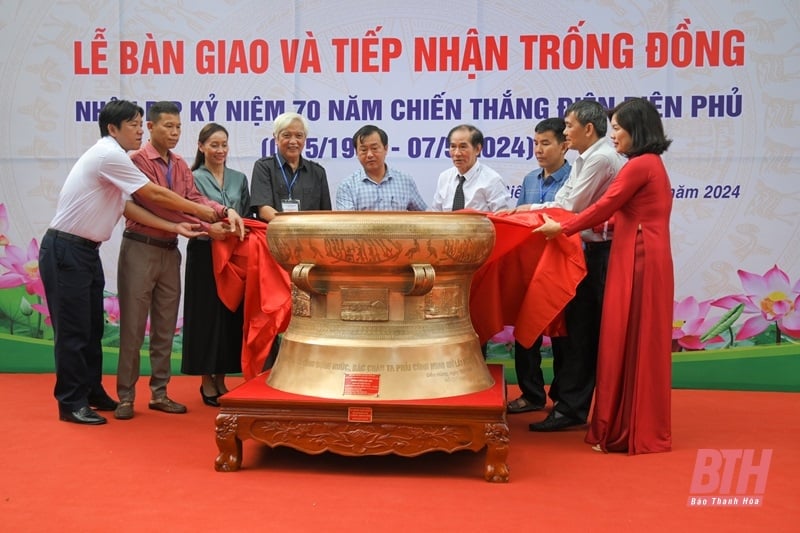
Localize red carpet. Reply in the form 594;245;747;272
1;373;797;532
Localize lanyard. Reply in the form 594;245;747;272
275;153;300;199
165;158;173;189
539;175;555;203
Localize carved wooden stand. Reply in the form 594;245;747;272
215;364;509;482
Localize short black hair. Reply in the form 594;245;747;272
564;100;608;138
608;98;672;157
353;124;388;148
534;117;567;143
147;100;181;122
99;100;143;137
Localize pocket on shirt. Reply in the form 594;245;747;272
302;187;320;208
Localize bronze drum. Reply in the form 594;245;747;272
266;211;496;400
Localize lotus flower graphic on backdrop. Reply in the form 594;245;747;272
712;265;800;342
0;203;188;341
104;295;120;325
672;296;723;350
489;324;552;352
0;239;43;296
490;325;515;347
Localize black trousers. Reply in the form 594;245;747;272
549;242;610;422
513;336;546;406
39;231;106;412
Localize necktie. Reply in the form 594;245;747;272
452;175;465;211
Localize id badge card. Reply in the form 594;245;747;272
282;199;300;212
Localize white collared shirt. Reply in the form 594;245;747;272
430;160;512;212
49;136;150;242
532;138;625;241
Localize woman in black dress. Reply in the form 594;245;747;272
181;123;250;405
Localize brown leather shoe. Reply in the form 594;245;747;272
507;396;545;414
114;401;134;420
148;396;187;414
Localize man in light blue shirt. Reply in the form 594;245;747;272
336;125;427;211
505;117;571;415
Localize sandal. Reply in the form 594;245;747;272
507;396;545;414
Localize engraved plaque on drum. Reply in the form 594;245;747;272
340;287;389;321
424;285;463;319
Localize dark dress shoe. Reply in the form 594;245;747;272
200;386;220;407
528;410;585;432
59;406;107;425
88;394;119;411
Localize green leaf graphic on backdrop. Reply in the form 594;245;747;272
0;286;40;336
700;303;745;343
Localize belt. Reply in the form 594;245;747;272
46;228;100;249
583;240;612;251
123;231;178;249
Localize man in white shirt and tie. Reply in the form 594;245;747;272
430;124;512;212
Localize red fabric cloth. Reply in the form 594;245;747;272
211;219;291;380
211;212;585;380
470;208;587;347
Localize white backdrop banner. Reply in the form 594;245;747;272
1;0;799;351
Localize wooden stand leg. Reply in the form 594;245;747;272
483;422;510;483
215;414;243;472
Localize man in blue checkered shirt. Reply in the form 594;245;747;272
336;125;427;211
